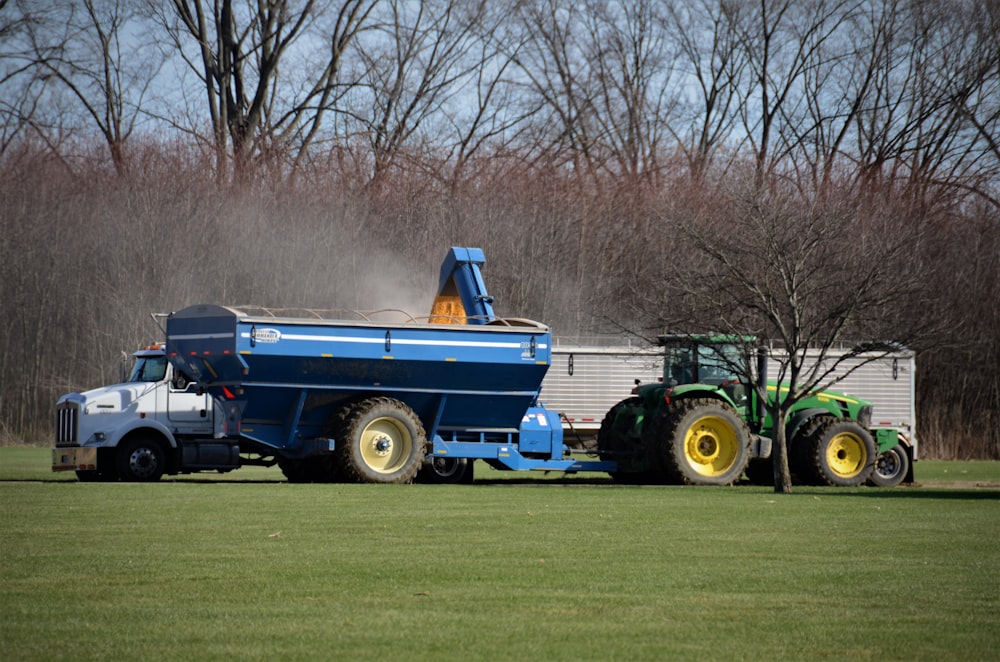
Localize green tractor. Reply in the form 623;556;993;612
597;335;900;486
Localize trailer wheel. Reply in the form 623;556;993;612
117;437;166;482
868;444;909;487
418;457;473;484
279;456;341;483
806;419;876;487
658;399;751;485
335;397;426;484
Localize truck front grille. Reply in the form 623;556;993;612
56;403;79;445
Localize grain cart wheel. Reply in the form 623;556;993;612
335;397;426;484
418;457;473;484
117;436;166;482
658;399;751;485
806;419;876;487
868;444;909;487
279;455;341;483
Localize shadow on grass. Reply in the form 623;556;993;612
807;485;1000;500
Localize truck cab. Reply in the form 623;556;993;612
52;344;233;481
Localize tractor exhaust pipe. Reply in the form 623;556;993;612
755;346;769;430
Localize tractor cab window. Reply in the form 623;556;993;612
697;344;742;385
663;343;742;386
129;355;167;383
664;347;695;385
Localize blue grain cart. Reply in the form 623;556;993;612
165;247;615;483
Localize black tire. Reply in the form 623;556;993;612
744;458;773;485
656;398;751;486
788;417;829;485
117;437;166;482
597;397;657;483
806;418;876;487
418;457;473;484
868;444;909;487
334;397;426;484
279;455;341;483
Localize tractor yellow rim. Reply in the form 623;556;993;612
359;417;412;474
684;415;739;477
826;432;867;478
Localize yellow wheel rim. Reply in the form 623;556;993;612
359;417;413;474
683;415;740;477
826;432;867;478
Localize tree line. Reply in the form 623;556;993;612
1;0;998;459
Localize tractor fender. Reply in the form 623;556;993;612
667;384;740;410
785;408;831;443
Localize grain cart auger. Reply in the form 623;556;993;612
596;335;901;486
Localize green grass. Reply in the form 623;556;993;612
2;448;999;660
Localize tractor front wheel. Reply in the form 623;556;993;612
806;419;876;487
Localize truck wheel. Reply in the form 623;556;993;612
658;399;751;485
868;444;909;487
806;419;876;487
335;397;426;484
117;437;166;482
418;457;473;484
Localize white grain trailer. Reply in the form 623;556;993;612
542;340;917;464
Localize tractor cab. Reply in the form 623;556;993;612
657;334;755;408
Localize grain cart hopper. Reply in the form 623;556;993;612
165;247;616;483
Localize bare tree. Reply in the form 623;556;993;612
581;0;677;187
6;0;160;175
733;0;859;184
663;0;747;185
350;0;491;186
154;0;374;183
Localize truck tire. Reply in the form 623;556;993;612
805;418;876;487
868;444;909;487
656;399;751;486
418;457;473;484
117;436;166;482
334;397;426;484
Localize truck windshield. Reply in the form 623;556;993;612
664;343;742;385
129;356;167;383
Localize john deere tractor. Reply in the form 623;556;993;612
597;335;899;486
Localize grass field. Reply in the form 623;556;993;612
2;448;999;660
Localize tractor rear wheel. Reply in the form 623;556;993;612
657;399;751;485
598;397;660;483
806;418;876;487
334;397;426;484
868;444;909;487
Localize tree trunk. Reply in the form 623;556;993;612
771;414;794;493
